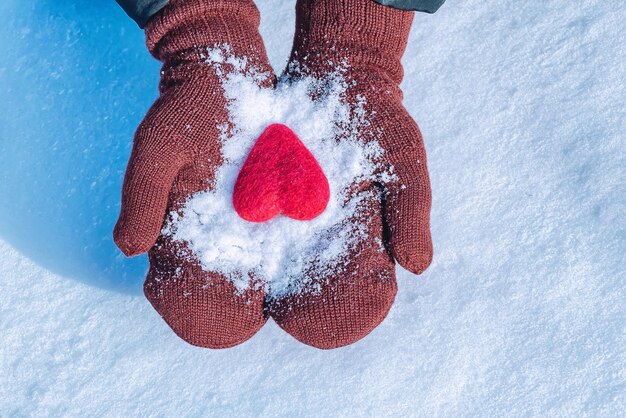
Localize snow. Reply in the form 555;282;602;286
0;0;624;416
168;52;387;296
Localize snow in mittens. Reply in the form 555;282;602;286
163;48;390;297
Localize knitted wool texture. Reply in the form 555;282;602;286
113;0;274;348
233;123;331;222
268;0;433;349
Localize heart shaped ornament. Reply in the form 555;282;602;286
233;124;331;222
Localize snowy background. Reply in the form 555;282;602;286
0;0;624;416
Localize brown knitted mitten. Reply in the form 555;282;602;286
113;0;274;348
268;0;433;349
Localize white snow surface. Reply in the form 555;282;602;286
0;0;624;416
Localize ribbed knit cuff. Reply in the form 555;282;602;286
289;0;414;85
144;0;264;64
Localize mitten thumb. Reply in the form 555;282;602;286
384;147;433;275
114;129;188;257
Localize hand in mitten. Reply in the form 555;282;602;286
268;0;433;349
113;0;274;348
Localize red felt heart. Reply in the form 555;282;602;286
233;123;330;222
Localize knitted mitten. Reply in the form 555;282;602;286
113;0;274;348
268;0;433;349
